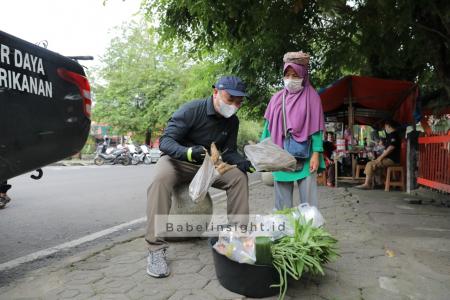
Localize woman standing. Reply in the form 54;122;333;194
262;51;325;210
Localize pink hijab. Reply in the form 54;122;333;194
264;63;325;147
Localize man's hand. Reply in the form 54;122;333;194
376;146;394;163
187;145;207;163
215;162;237;175
237;160;256;173
309;152;320;173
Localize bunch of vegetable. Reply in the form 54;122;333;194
269;208;339;299
212;206;338;300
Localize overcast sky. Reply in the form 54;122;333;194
0;0;141;68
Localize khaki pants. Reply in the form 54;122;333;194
145;155;249;250
364;158;395;177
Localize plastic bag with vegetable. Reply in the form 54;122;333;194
244;138;297;172
213;231;256;264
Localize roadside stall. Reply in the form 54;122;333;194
318;76;418;187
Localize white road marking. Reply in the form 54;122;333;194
395;205;414;210
414;227;450;232
0;179;262;271
0;217;146;272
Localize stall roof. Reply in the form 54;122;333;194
318;75;418;127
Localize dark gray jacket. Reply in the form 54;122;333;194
159;97;245;164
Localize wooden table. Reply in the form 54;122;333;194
334;149;365;187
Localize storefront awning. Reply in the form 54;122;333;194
318;76;418;127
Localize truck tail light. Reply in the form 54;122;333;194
57;68;92;119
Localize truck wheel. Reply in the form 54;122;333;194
94;157;105;166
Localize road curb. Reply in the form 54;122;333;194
49;227;145;272
0;180;264;277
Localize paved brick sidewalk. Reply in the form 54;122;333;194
1;180;449;300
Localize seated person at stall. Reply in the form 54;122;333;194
373;138;386;157
323;132;336;187
355;120;401;190
365;137;386;185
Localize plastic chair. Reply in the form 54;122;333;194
385;165;405;191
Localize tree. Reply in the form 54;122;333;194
143;0;450;113
91;20;225;141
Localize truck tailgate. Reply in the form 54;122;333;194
0;30;91;181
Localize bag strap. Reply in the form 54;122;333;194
282;93;311;145
282;91;288;137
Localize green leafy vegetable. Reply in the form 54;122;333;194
270;214;339;300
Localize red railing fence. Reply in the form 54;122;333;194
417;131;450;193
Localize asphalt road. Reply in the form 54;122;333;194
0;164;259;265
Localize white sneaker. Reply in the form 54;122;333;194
146;248;170;278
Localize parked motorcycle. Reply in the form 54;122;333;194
148;148;162;163
141;145;153;164
130;145;152;165
94;147;130;166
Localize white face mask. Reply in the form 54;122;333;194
284;78;304;93
218;95;238;118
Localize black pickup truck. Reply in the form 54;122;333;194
0;30;91;181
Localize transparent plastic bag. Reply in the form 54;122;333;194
213;231;256;264
251;214;294;240
189;153;219;203
244;138;297;172
297;203;325;227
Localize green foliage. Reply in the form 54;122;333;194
143;0;450;112
430;115;450;132
236;119;263;152
91;20;225;140
80;137;96;155
154;56;226;127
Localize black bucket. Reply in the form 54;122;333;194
209;237;280;298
